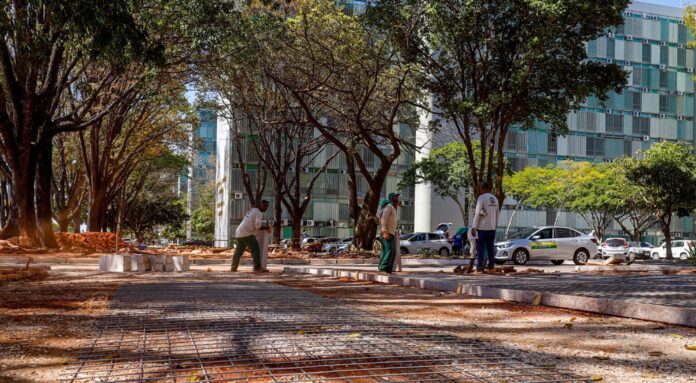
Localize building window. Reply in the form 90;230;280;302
678;49;686;67
586;137;605;156
624;140;633;156
632;92;642;110
632;68;642;87
660;70;668;89
548;134;557;154
660;46;668;65
632;117;650;136
606;114;623;133
642;43;651;63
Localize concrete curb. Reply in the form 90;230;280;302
283;266;696;328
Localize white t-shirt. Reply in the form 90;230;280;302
472;193;499;231
235;208;263;238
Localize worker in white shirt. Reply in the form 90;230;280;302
470;182;500;272
231;200;270;273
378;193;399;273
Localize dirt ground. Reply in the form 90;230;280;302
0;270;695;383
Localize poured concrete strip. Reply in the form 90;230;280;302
283;266;696;327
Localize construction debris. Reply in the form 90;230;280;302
55;232;129;253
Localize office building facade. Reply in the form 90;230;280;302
416;1;696;242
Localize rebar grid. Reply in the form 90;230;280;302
62;281;585;383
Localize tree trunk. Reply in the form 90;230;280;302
16;169;39;241
273;189;282;244
87;190;109;231
660;212;673;260
345;153;360;226
72;213;81;233
36;142;59;248
290;215;302;250
0;211;19;239
56;212;70;232
353;188;382;251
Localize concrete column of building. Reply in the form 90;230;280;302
414;95;434;232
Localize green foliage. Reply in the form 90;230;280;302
190;182;215;240
371;0;629;201
505;165;567;210
124;197;188;243
625;142;696;258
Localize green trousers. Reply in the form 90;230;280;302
231;235;262;271
378;234;395;272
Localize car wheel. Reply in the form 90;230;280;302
628;252;636;264
551;260;564;266
573;249;590;265
400;247;408;255
651;252;660;260
512;249;529;265
438;247;450;256
680;252;688;260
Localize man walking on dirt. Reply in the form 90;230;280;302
378;193;399;273
470;183;499;272
231;200;270;273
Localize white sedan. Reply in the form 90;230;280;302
399;232;452;256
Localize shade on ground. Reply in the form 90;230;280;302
62;278;584;382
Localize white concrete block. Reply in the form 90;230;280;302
99;254;132;272
148;254;164;271
130;254;150;272
172;255;189;272
163;255;174;272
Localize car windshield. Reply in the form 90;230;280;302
506;228;538;240
629;242;639;247
400;234;413;240
606;239;625;246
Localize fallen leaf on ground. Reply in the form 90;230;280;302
295;330;305;335
648;351;665;356
592;355;610;360
685;345;696;351
563;323;573;329
640;373;661;379
570;317;577;322
590;374;603;381
188;374;201;382
348;333;362;338
541;364;556;369
670;333;685;339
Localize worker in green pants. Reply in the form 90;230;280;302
231;200;270;273
378;193;399;273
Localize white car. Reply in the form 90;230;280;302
322;237;353;254
651;240;694;260
495;226;598;265
399;232;452;256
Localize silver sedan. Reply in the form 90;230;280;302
495;226;598;265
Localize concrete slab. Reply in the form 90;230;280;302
99;254;131;272
172;255;189;272
284;266;696;327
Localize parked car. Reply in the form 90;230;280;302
628;241;653;260
300;236;325;246
600;238;629;260
304;237;339;253
434;223;453;238
400;232;452;256
495;226;598;265
322;237;353;254
651;240;694;260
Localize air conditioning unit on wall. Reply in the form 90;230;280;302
305;220;315;227
234;193;243;200
643;136;650;142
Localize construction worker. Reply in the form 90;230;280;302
378;193;399;273
231;200;270;273
470;183;499;272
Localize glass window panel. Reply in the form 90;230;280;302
642;43;651;62
678;49;686;67
660;46;668;65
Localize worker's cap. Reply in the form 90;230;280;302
388;192;400;201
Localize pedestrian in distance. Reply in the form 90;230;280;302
378;193;399;273
470;183;499;272
231;200;270;273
